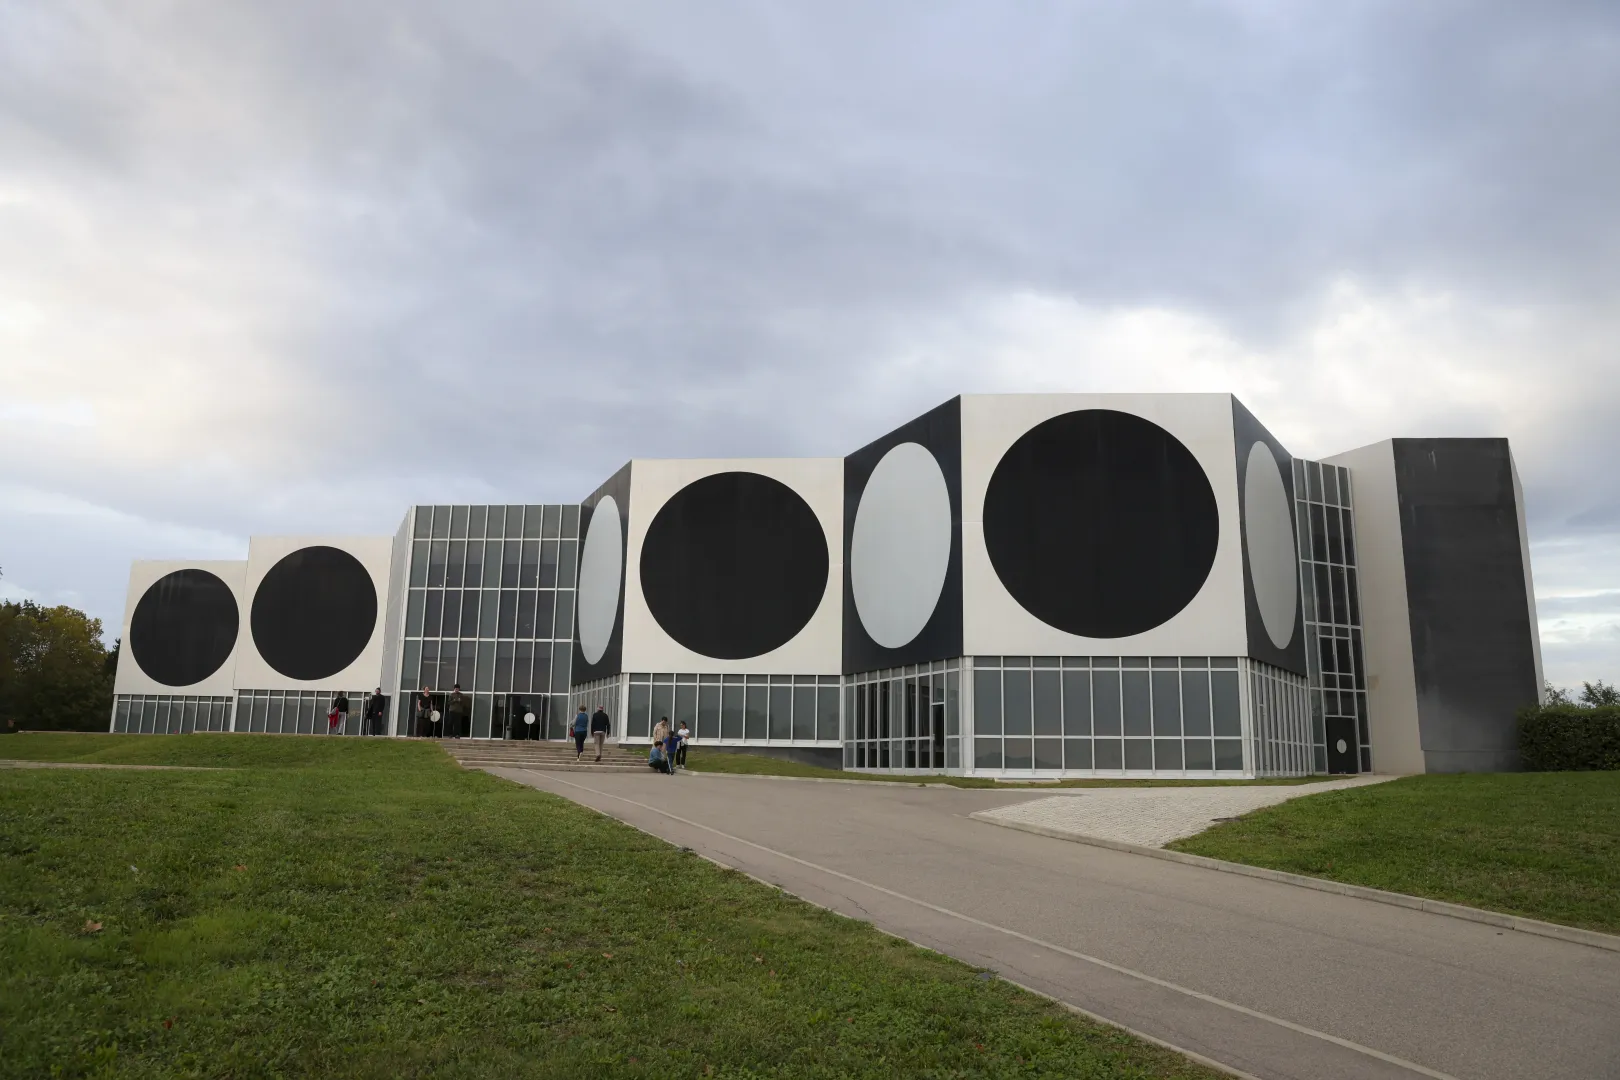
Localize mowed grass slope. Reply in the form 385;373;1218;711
0;735;1218;1079
1171;772;1620;934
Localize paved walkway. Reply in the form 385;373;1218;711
490;767;1620;1080
0;759;221;771
976;776;1393;848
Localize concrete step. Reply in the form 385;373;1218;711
457;759;651;773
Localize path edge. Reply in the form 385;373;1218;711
969;812;1620;954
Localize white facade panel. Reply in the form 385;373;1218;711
114;559;248;696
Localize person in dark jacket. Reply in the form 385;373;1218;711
329;692;349;734
446;684;470;740
571;706;590;759
364;689;387;736
589;704;610;761
414;686;433;738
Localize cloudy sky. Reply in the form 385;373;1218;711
2;1;1616;688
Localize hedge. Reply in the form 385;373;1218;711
1517;704;1620;771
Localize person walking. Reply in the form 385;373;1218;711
446;683;470;740
364;688;387;736
329;692;349;734
675;720;691;769
590;703;610;761
571;705;590;759
414;686;433;738
663;723;681;776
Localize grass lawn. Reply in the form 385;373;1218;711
0;734;1220;1079
1170;772;1620;935
685;749;1334;789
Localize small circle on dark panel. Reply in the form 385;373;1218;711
639;471;829;660
130;568;239;686
250;546;378;681
983;409;1219;638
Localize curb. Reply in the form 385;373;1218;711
0;760;224;771
969;813;1620;954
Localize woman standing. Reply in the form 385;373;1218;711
414;686;433;738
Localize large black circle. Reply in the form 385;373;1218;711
639;472;830;660
250;546;378;681
129;569;239;686
983;409;1220;638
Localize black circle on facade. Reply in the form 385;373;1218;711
639;471;830;660
250;546;378;681
983;409;1220;638
129;569;239;687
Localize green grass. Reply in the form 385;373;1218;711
1170;772;1620;934
685;750;1334;789
0;734;1220;1079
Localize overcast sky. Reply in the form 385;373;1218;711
2;1;1616;688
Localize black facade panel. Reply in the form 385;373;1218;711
130;568;239;687
842;396;963;673
983;409;1219;638
572;463;632;683
640;471;830;660
1393;439;1539;772
1231;397;1308;676
250;546;378;682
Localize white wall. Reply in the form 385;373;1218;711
958;393;1249;657
114;559;248;695
621;457;844;675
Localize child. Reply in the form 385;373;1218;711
663;724;681;774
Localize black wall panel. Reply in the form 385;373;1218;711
129;568;239;687
983;408;1220;639
1231;396;1308;675
1394;439;1540;772
640;471;830;660
842;396;963;673
250;546;378;682
572;463;633;683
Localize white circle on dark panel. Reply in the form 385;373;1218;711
524;712;536;726
850;441;952;649
1243;441;1298;650
1336;739;1348;754
576;495;623;665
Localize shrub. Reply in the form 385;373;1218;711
1517;704;1620;771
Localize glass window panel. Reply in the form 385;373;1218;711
1212;671;1241;737
413;506;432;539
460;590;480;637
554;592;574;643
651;681;674;735
1062;670;1091;735
1306;462;1323;502
792;685;816;740
1315;563;1333;623
178;698;195;733
422;590;443;639
946;670;959;738
675;682;697;734
1310;503;1328;563
768;685;792;740
1181;669;1211;736
479;589;499;637
1034;656;1060;668
1151;671;1181;736
1004;737;1033;770
559;503;580;538
629;681;651;739
1064;738;1092;770
1003;668;1032;736
113;698;131;733
817;687;839;742
1323;465;1340;506
1342;511;1357;565
975;656;1001;668
405;589;425;637
1346;568;1361;626
1122;656;1149;668
520;541;540;588
468;505;487;538
975;738;1003;769
1123;739;1153;771
721;682;744;739
471;694;491;739
472;641;494;692
1155;739;1184;771
1325;506;1345;565
463;541;483;587
431;505;451;539
1215;739;1244;771
483;541;502;587
531;651;550;698
498;590;518;638
409;540;429;586
1003;656;1030;668
1185;738;1214;771
1122;670;1151;736
550;642;570;692
903;680;917;738
523;506;543;540
516;590;537;638
441;590;461;638
502;540;521;588
1301;557;1317;622
696;683;720;740
1319;632;1337;674
251;693;268;732
744;683;768;740
539;540;559;588
428;540;448;587
533;591;555;640
1034;738;1062;770
513;641;533;693
445;540;465;587
558;540;578;589
1092;669;1122;736
974;670;1002;736
260;695;278;734
1033;670;1061;736
298;694;317;734
503;505;524;537
448;505;468;539
420;640;440;688
542;504;561;538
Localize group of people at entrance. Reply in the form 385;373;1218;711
646;716;689;774
412;684;471;738
570;704;612;761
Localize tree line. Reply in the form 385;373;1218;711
0;589;117;734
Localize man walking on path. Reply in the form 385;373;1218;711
571;706;590;759
446;684;470;740
590;703;610;761
364;688;388;736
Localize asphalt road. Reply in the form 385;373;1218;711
489;768;1620;1080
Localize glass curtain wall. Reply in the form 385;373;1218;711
845;660;960;772
111;695;235;734
1294;460;1370;773
569;676;623;743
397;504;580;738
234;690;374;736
620;673;841;745
1245;660;1314;776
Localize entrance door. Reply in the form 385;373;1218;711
505;695;544;740
1325;714;1359;774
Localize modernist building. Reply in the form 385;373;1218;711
110;393;1545;778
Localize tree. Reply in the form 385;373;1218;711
1580;680;1620;707
1545;681;1574;706
0;601;115;731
